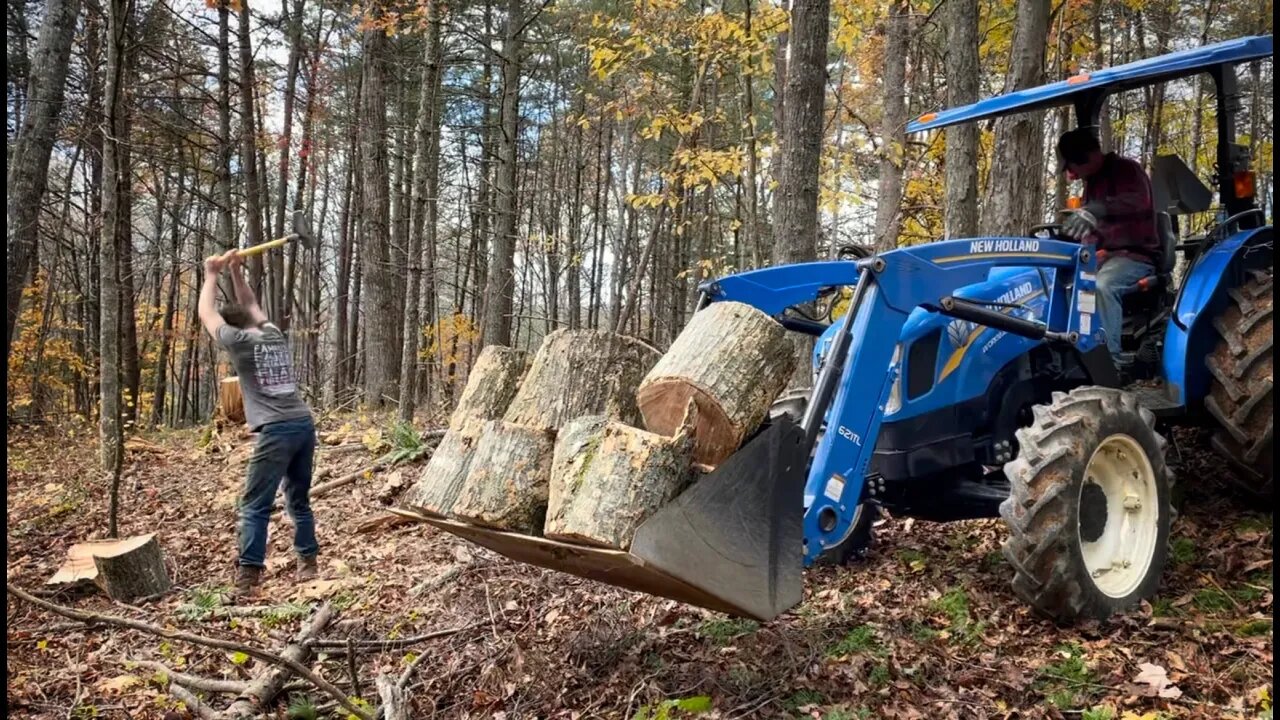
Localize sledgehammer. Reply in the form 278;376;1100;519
235;209;317;257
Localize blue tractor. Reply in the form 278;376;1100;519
422;36;1273;623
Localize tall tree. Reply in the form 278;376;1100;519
237;0;268;306
358;17;399;407
872;0;910;250
771;0;828;264
981;0;1052;236
101;0;130;535
399;0;445;422
481;0;525;346
6;0;82;361
943;0;980;238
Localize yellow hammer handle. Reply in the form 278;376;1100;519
236;236;293;257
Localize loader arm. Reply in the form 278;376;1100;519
700;237;1103;564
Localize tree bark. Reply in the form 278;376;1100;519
91;534;171;603
481;0;524;346
236;0;268;300
545;415;694;549
450;420;556;532
5;0;82;362
100;0;129;482
359;21;400;408
872;0;910;250
943;0;980;239
980;0;1051;237
771;0;827;263
637;301;795;466
502;330;661;430
400;0;445;423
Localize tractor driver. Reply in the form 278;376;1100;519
1056;127;1159;358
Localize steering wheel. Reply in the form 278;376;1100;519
1028;223;1065;239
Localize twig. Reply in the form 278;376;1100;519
408;563;471;596
312;622;485;651
126;659;248;695
169;683;220;720
1202;573;1246;613
5;584;372;720
347;636;363;700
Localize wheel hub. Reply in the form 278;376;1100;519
1077;434;1159;599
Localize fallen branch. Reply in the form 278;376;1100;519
220;603;337;719
408;562;472;597
376;673;409;720
5;584;370;720
126;659;247;695
312;622;485;652
170;683;220;720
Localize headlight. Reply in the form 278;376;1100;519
885;344;903;415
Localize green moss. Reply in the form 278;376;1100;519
1193;588;1234;613
1236;618;1272;637
697;618;759;645
827;625;881;657
1169;537;1197;565
868;664;891;687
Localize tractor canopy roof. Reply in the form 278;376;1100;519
908;35;1273;133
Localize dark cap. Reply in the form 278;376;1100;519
1057;127;1102;172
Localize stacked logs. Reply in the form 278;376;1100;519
405;301;795;551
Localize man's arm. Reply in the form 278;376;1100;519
228;254;271;326
198;256;227;340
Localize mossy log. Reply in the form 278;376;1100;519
503;329;661;429
448;346;528;431
400;345;527;517
544;416;694;550
450;420;557;532
637;301;796;466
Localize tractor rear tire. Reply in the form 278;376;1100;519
1000;387;1172;622
1206;268;1273;501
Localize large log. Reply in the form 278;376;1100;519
544;415;695;549
637;301;796;465
400;345;527;517
503;329;661;429
89;534;171;603
447;345;528;430
399;418;485;516
449;420;556;532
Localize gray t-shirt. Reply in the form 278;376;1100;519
217;322;312;430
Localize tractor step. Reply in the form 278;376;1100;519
1127;384;1182;416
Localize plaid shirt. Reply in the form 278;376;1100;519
1084;153;1159;264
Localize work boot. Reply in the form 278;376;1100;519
296;555;319;583
230;565;262;600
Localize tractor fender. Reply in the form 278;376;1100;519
1162;226;1273;407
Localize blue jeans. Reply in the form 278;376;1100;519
1095;255;1154;354
238;416;318;568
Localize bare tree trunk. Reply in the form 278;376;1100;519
872;0;910;250
980;0;1051;237
359;22;399;407
237;0;268;303
944;0;979;238
772;0;827;263
400;0;445;423
481;0;525;347
152;158;186;426
5;0;82;362
101;0;129;531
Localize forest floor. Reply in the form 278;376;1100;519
5;413;1274;720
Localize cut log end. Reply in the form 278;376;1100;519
219;377;245;425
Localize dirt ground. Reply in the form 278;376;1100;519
5;415;1273;719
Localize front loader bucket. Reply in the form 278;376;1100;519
401;419;808;621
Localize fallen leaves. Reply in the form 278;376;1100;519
1130;662;1182;699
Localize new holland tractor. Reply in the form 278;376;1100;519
426;35;1273;623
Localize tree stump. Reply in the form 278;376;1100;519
544;415;695;549
90;534;171;602
450;420;556;532
400;345;528;517
219;377;245;425
502;329;662;429
447;346;528;430
637;301;795;465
